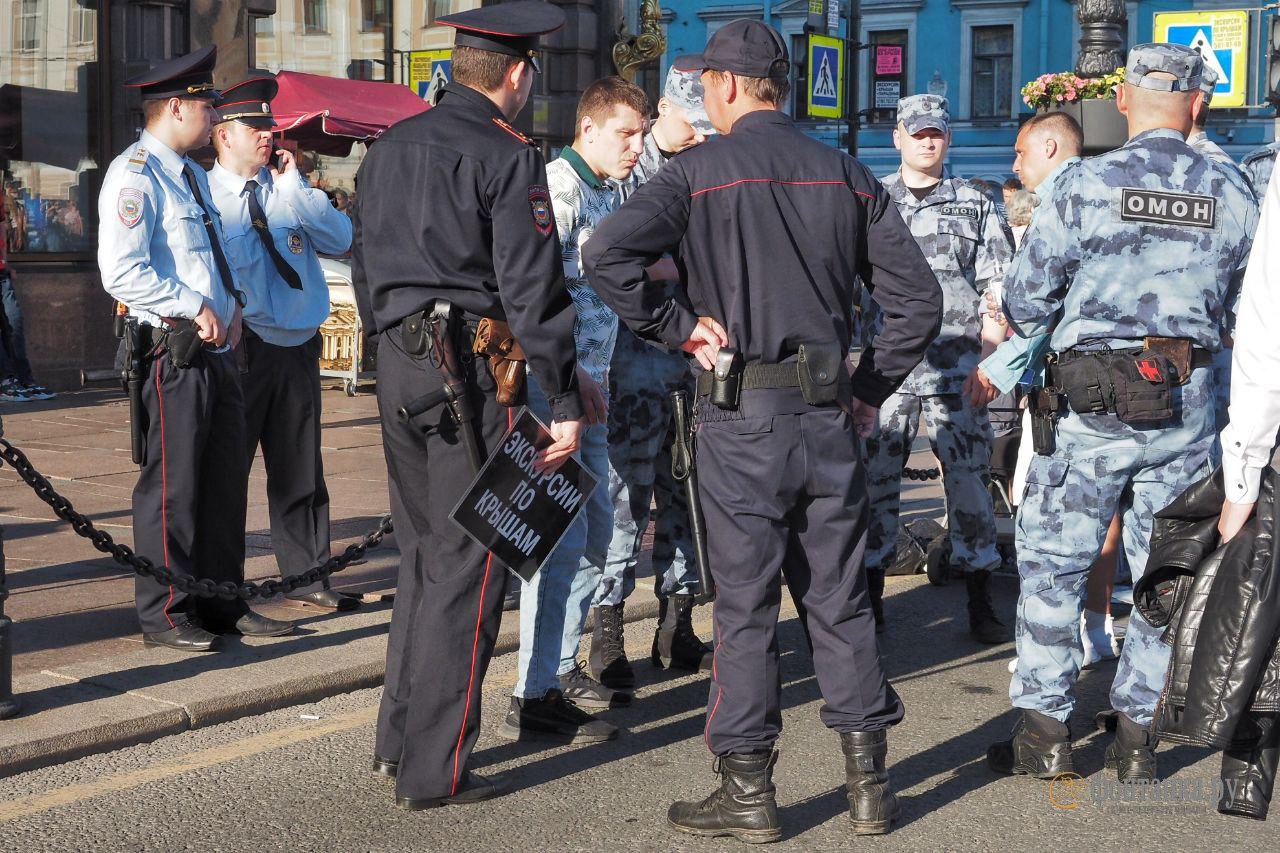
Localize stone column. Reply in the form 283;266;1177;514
1075;0;1127;78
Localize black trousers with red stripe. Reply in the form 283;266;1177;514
374;328;508;801
696;388;905;756
132;348;250;634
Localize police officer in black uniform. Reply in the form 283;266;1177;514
352;1;583;810
585;20;942;842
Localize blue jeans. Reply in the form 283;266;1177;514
0;271;33;385
513;377;615;699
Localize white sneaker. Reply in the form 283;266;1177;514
1081;610;1120;668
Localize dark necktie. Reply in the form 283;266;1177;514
180;164;246;306
243;180;304;290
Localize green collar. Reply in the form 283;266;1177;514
559;145;605;189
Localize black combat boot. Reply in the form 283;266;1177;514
966;569;1010;644
987;710;1074;778
652;593;713;671
589;603;635;690
839;731;899;835
866;569;886;635
667;751;782;844
1219;713;1280;820
1104;712;1158;782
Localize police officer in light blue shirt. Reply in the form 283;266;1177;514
206;74;359;612
97;47;293;651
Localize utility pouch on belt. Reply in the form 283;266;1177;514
1030;387;1059;456
797;343;842;406
1143;336;1194;385
1111;350;1175;424
401;309;430;357
711;348;744;411
167;320;204;370
473;317;527;406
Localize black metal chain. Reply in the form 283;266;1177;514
902;466;942;481
0;438;393;601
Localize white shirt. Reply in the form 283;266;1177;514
207;162;352;347
1221;161;1280;503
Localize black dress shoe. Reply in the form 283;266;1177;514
371;755;399;778
396;771;506;809
208;610;295;637
143;621;220;652
287;589;362;612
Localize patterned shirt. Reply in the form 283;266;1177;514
547;147;620;388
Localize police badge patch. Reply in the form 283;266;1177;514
287;230;304;254
529;185;553;237
118;188;144;228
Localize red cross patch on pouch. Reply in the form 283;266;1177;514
529;185;553;237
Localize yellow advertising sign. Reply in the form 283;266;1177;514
408;49;452;103
1153;10;1249;108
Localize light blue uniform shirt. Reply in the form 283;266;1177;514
97;130;241;333
207;163;353;347
979;156;1080;393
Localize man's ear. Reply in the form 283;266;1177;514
579;114;595;142
892;126;903;152
507;59;529;91
1045;136;1058;159
1116;82;1130;117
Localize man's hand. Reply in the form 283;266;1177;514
681;316;728;370
193;301;226;346
984;290;1006;327
1218;498;1256;542
851;398;879;439
228;302;244;350
963;366;999;408
535;418;583;474
269;148;298;180
577;366;608;425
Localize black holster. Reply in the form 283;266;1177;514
1029;386;1060;456
711;348;744;411
166;320;204;370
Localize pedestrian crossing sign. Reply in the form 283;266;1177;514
1154;10;1249;108
807;34;844;119
407;49;452;103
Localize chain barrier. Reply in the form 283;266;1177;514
0;438;393;601
902;466;942;481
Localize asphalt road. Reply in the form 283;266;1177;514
0;576;1269;851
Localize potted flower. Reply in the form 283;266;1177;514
1021;68;1127;154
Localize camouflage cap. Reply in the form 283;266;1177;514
662;67;715;136
1198;63;1219;104
897;94;950;135
1126;42;1203;93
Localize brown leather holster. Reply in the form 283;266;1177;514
473;317;527;406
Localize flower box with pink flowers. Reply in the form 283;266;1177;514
1021;68;1129;154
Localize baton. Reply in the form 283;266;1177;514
397;387;449;422
671;389;715;605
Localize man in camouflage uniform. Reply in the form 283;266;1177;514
1242;139;1279;200
588;68;716;690
987;43;1257;783
861;94;1014;644
1188;66;1244;178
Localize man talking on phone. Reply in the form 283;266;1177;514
208;73;361;612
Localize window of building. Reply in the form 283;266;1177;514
868;30;907;125
303;0;328;34
425;0;450;27
125;1;187;63
971;25;1013;119
73;3;97;46
361;0;387;33
254;12;274;36
15;0;40;50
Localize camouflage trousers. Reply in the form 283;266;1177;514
597;327;700;607
862;391;1000;574
1011;369;1218;726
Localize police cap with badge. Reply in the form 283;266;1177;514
435;0;566;72
125;44;220;100
897;94;950;135
215;74;278;129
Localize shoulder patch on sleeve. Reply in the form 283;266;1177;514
528;185;553;237
493;118;532;145
117;188;145;228
125;147;149;174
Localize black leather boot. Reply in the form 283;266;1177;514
1104;712;1158;782
667;751;782;844
1219;712;1280;820
966;569;1010;644
589;603;635;690
652;594;713;671
839;731;899;835
987;710;1073;778
866;569;886;635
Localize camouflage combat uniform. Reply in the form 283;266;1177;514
861;169;1013;577
1003;128;1257;727
1242;141;1279;201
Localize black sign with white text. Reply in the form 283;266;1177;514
449;407;598;581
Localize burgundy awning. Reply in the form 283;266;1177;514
270;71;430;156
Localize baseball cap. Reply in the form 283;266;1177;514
1126;43;1203;93
662;68;714;135
672;19;789;80
897;94;950;135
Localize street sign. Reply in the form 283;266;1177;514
449;408;598;582
807;34;844;119
407;49;452;102
1154;10;1249;108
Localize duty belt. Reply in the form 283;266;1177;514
1046;345;1212;386
694;362;804;397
